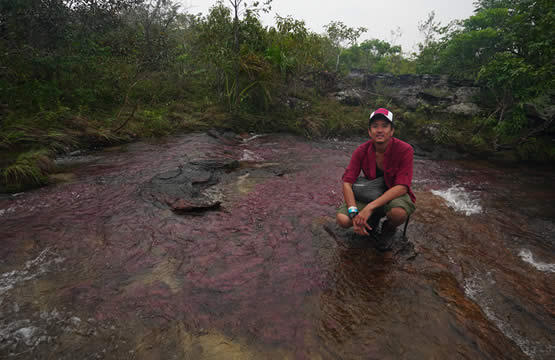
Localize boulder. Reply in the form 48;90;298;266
335;89;363;106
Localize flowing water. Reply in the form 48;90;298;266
0;133;553;359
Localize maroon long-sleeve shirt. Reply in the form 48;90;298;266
342;137;416;203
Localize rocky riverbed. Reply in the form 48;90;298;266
0;132;553;359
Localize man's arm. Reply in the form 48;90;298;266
342;181;372;235
342;182;357;208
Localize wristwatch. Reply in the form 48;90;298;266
348;206;358;219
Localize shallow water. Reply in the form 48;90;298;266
0;133;553;359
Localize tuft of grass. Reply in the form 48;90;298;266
303;98;368;137
2;149;54;192
0;124;78;152
127;108;176;137
84;126;125;144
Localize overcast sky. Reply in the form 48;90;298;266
179;0;477;53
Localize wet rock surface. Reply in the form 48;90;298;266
0;132;554;359
140;159;239;213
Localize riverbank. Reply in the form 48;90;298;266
2;85;552;193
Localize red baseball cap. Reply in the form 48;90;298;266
369;108;393;123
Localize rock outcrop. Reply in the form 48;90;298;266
336;71;483;116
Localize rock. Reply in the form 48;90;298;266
454;86;480;103
168;199;221;213
417;91;451;106
207;129;241;145
335;89;363;106
189;159;239;171
298;70;339;94
345;72;482;115
419;123;442;138
446;103;482;116
139;160;234;214
284;96;310;110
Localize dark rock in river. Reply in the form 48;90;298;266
207;129;242;145
140;159;236;213
169;198;221;213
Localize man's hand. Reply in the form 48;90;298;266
352;207;373;235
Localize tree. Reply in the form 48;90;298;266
416;0;554;148
225;0;272;111
0;0;148;112
414;11;456;74
132;0;181;70
324;21;367;72
358;39;401;73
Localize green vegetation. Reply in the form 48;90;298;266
0;0;553;191
414;0;554;156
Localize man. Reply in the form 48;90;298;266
336;108;416;245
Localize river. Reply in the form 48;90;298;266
1;132;553;359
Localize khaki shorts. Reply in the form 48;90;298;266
337;194;416;217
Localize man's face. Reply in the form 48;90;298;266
368;118;394;145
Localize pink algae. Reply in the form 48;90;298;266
0;133;553;359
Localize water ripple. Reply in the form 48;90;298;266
431;185;483;216
518;249;555;273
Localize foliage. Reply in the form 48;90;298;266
324;21;367;72
1;0;553;192
414;11;455;74
341;39;414;74
516;137;555;162
415;0;554;148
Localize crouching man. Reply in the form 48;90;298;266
336;108;416;245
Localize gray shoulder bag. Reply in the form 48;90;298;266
352;176;387;203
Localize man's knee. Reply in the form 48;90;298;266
386;207;408;225
336;213;352;228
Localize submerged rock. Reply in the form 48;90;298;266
140;159;236;214
168;198;221;213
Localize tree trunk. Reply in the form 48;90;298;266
335;48;343;72
231;0;242;112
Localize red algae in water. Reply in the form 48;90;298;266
0;133;553;359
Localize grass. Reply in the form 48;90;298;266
0;100;224;192
2;89;551;192
280;97;369;138
2;149;53;192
